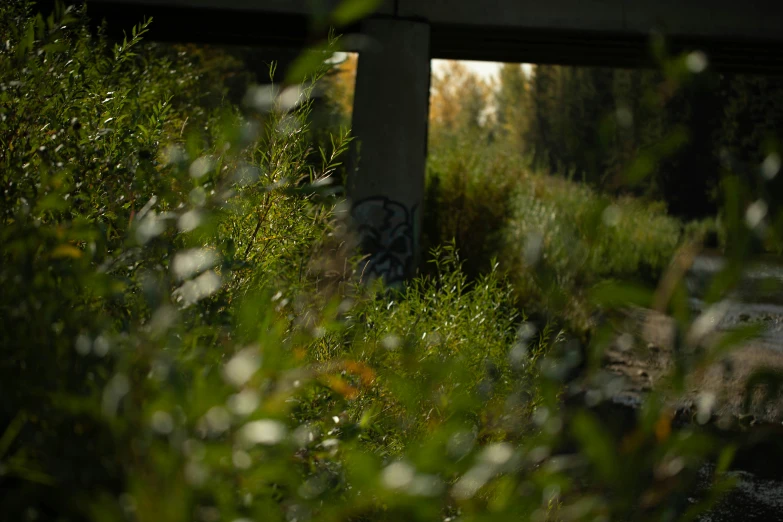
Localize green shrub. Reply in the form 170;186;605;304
0;3;547;521
423;140;525;280
2;3;774;522
424;138;683;331
0;1;351;518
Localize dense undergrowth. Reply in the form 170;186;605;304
3;2;782;522
424;137;697;333
0;3;547;520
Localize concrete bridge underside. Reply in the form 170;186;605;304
90;0;783;70
87;0;783;283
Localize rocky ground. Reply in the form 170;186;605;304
587;255;783;520
602;306;783;425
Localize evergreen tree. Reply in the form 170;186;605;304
494;63;529;154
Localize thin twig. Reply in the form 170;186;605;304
243;196;272;259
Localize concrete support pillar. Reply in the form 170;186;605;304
348;18;431;286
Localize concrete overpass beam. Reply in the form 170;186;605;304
348;18;431;286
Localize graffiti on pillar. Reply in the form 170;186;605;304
351;196;416;285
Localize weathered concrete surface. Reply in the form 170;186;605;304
347;19;430;284
399;0;783;39
89;0;783;40
88;0;783;70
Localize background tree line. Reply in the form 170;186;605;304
196;41;783;226
425;60;783;220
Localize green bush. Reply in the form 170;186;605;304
504;172;682;330
0;3;547;520
424;138;683;331
423;140;525;281
3;3;778;522
0;1;351;518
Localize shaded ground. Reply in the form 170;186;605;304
696;464;783;522
591;305;783;521
602;307;783;425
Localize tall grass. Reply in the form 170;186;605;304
425;138;684;331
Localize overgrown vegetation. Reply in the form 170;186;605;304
4;2;783;522
423;140;685;331
0;2;543;520
417;55;781;331
428;59;783;221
